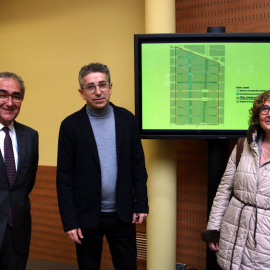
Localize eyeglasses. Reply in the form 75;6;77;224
0;92;23;103
83;82;109;94
260;105;270;115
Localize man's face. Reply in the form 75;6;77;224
0;78;23;126
78;72;112;110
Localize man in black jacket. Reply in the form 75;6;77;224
0;72;39;270
57;63;148;270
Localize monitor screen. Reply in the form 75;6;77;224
134;33;270;139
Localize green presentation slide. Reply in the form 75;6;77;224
141;43;270;130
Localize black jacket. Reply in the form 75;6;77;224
56;103;148;232
0;121;38;254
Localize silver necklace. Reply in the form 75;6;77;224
261;144;270;161
262;149;267;161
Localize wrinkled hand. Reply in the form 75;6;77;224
209;242;219;252
66;228;83;245
132;213;148;224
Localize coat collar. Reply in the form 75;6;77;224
247;125;264;145
76;103;124;168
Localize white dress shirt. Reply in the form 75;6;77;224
0;122;18;170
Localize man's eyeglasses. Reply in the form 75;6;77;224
260;105;270;115
83;82;109;94
0;92;23;103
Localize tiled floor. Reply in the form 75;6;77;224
26;259;112;270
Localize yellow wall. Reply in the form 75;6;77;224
0;0;145;165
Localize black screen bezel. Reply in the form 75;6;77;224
134;33;270;139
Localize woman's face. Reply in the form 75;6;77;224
259;99;270;133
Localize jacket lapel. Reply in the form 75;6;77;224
111;104;122;165
77;106;101;168
0;147;8;186
13;121;26;186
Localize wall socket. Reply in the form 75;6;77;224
176;263;186;270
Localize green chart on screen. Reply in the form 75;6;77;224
141;43;270;131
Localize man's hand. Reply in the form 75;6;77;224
66;228;83;245
132;213;148;224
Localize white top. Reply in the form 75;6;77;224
0;122;18;169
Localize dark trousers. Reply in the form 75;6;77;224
0;225;29;270
76;212;137;270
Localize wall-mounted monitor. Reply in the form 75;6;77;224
134;33;270;139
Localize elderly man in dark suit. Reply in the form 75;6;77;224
57;62;148;270
0;72;39;270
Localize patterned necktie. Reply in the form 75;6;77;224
3;127;16;226
3;127;16;184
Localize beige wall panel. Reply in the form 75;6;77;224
0;0;145;166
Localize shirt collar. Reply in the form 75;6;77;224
0;122;15;134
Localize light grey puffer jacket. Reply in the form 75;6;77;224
204;126;270;270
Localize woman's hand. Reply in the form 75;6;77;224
209;242;219;252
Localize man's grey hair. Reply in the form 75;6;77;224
0;72;25;96
78;63;111;89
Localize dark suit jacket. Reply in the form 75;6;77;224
57;103;148;232
0;121;38;254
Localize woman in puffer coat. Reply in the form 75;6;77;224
202;90;270;270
